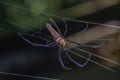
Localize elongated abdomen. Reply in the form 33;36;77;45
46;23;66;47
46;23;60;39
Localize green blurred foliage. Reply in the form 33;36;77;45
0;0;62;38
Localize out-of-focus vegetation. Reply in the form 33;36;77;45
0;0;120;80
0;0;62;38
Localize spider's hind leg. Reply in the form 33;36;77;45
58;47;72;70
81;41;105;48
64;48;91;68
77;22;89;35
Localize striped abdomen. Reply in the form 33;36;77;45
46;23;66;47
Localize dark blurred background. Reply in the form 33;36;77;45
0;0;120;80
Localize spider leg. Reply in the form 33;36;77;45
64;48;91;68
65;48;117;72
62;17;68;37
17;32;56;47
50;18;62;35
58;47;72;70
68;40;105;49
77;22;88;35
81;41;105;48
31;30;54;45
